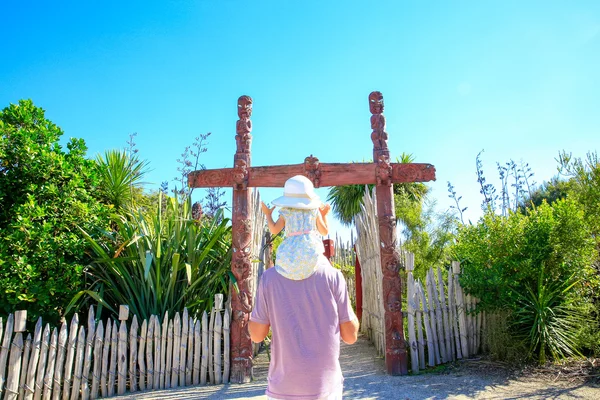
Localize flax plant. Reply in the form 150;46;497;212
512;268;583;364
68;192;233;320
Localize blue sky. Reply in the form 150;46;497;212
2;1;599;241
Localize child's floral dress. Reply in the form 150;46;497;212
275;207;325;280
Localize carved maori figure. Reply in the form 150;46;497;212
304;155;322;188
232;251;251;281
394;163;437;183
376;155;393;186
233;218;252;250
232;159;249;190
383;279;402;313
235;95;253;154
369;91;388;150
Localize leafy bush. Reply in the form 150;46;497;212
454;199;597;362
69;193;233;321
0;100;111;324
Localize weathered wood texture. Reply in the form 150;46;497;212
354;187;385;357
189;162;436;188
0;295;231;399
403;259;485;371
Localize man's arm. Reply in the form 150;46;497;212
340;318;359;344
248;320;270;343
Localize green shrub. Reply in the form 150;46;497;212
0;100;111;324
454;199;597;362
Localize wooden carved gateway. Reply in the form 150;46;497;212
188;92;436;380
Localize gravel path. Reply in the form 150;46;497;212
109;336;600;399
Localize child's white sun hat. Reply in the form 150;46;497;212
271;175;321;209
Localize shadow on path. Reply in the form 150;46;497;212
109;335;600;399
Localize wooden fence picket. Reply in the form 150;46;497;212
0;314;13;400
43;328;58;400
214;308;223;384
25;317;43;400
208;308;215;384
34;324;51;400
19;333;32;399
107;323;117;398
100;319;111;399
193;320;201;385
52;322;68;400
137;319;146;391
201;311;208;385
417;281;435;367
223;308;230;384
448;268;462;360
186;317;193;386
117;321;127;395
179;310;188;387
128;316;138;393
81;307;95;400
5;332;23;400
437;267;452;362
160;313;168;390
90;321;103;400
171;313;180;388
62;314;79;400
154;316;161;389
165;320;173;389
146;316;155;390
70;327;86;400
425;272;441;364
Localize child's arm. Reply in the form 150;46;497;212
261;202;285;235
316;203;330;235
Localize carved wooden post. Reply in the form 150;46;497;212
370;91;408;375
230;95;254;383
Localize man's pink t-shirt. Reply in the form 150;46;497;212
250;256;354;400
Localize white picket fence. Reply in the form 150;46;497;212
406;259;484;372
0;294;231;400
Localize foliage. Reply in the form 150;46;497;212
174;133;210;199
520;176;571;212
95;149;150;212
455;200;595;309
558;151;600;239
454;199;597;362
402;199;455;280
327;153;428;227
68;193;233;321
0;100;111;324
512;269;583;364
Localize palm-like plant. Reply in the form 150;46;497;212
327;153;428;226
68;193;232;320
95;149;150;211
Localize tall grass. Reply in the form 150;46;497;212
68;193;232;320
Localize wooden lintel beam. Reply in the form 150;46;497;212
188;162;436;188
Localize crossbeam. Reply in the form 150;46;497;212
189;162;436;188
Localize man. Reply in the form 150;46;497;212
250;175;360;400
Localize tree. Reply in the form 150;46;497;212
0;100;111;323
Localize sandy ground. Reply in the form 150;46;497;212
109;335;600;399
